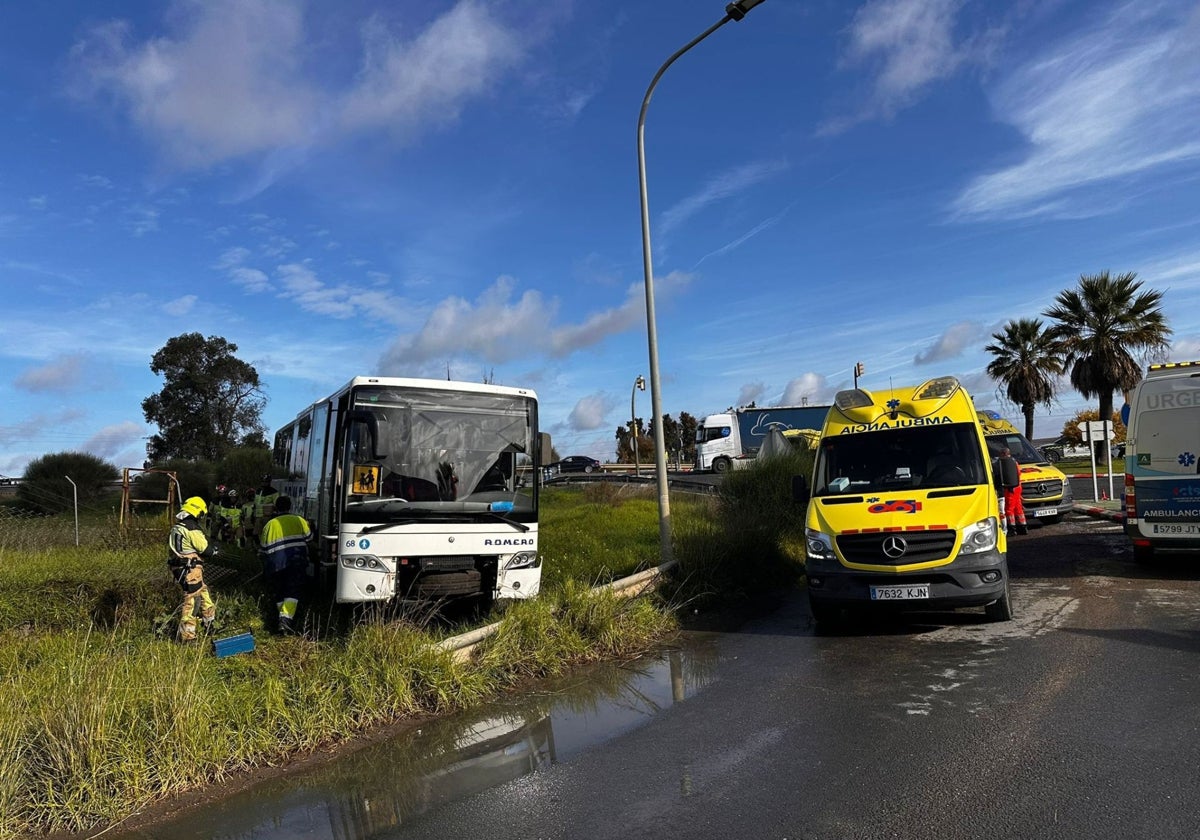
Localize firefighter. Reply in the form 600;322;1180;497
168;496;218;642
239;488;256;547
248;475;279;541
259;494;312;634
213;485;241;543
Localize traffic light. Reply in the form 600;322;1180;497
854;362;864;378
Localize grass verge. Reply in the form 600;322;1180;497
0;473;801;838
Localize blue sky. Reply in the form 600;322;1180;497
3;0;1200;476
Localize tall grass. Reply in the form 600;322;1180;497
0;469;800;838
668;450;812;609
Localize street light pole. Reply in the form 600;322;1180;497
632;375;646;477
637;0;768;565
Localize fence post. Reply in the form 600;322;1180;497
64;475;79;547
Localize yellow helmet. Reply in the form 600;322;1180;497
181;496;207;517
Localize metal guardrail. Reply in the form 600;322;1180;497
542;472;718;495
436;559;679;662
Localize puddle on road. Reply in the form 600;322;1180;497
103;634;720;840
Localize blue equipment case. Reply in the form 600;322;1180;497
212;632;255;658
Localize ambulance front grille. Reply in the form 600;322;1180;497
836;530;957;565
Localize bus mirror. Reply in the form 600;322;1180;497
792;475;810;503
345;410;386;460
538;432;552;467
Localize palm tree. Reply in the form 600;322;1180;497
985;318;1063;439
1043;270;1172;448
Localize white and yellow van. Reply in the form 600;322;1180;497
793;377;1012;624
976;411;1074;524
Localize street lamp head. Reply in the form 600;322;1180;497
726;0;767;21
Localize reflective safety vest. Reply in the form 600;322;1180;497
215;503;241;527
255;490;280;522
259;513;312;573
169;514;211;568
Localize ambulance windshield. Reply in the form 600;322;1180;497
814;423;988;495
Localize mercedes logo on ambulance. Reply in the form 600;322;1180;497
882;535;908;559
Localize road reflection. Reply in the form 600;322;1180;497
106;635;719;840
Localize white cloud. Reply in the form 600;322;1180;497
0;409;87;445
340;2;524;135
779;373;832;406
737;382;767;407
954;2;1200;219
660;160;789;238
824;0;973;132
14;354;88;393
163;294;197;316
68;0;532;171
83;422;147;460
915;320;983;364
567;393;614;431
68;2;316;168
379;272;691;372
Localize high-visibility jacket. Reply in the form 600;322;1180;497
215;503;241;528
168;514;213;570
259;514;312;573
254;489;280;522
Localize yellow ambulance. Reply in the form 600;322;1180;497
976;410;1074;524
793;376;1012;625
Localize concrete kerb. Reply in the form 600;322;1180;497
435;559;680;663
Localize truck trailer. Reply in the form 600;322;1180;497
694;404;830;473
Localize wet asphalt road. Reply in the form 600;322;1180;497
386;512;1200;840
98;505;1200;840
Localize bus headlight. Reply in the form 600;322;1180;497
341;554;391;572
960;518;998;554
805;528;836;561
504;552;541;570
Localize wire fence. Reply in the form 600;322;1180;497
0;505;167;553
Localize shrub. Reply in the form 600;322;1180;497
16;452;118;514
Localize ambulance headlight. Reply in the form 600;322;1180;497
805;528;836;561
960;518;997;554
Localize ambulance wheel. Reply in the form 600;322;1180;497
985;579;1013;622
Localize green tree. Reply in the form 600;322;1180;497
1043;271;1171;452
142;333;267;462
217;446;275;492
984;318;1063;440
17;451;118;514
135;458;218;505
1060;409;1125;446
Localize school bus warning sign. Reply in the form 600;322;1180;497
352;464;380;495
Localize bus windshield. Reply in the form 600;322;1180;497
342;386;536;521
813;423;988;495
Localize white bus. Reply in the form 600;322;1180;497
272;376;550;606
1123;361;1200;563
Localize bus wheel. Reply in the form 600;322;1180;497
1133;544;1155;565
985;579;1014;622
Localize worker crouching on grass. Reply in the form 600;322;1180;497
168;496;218;643
259;495;312;635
